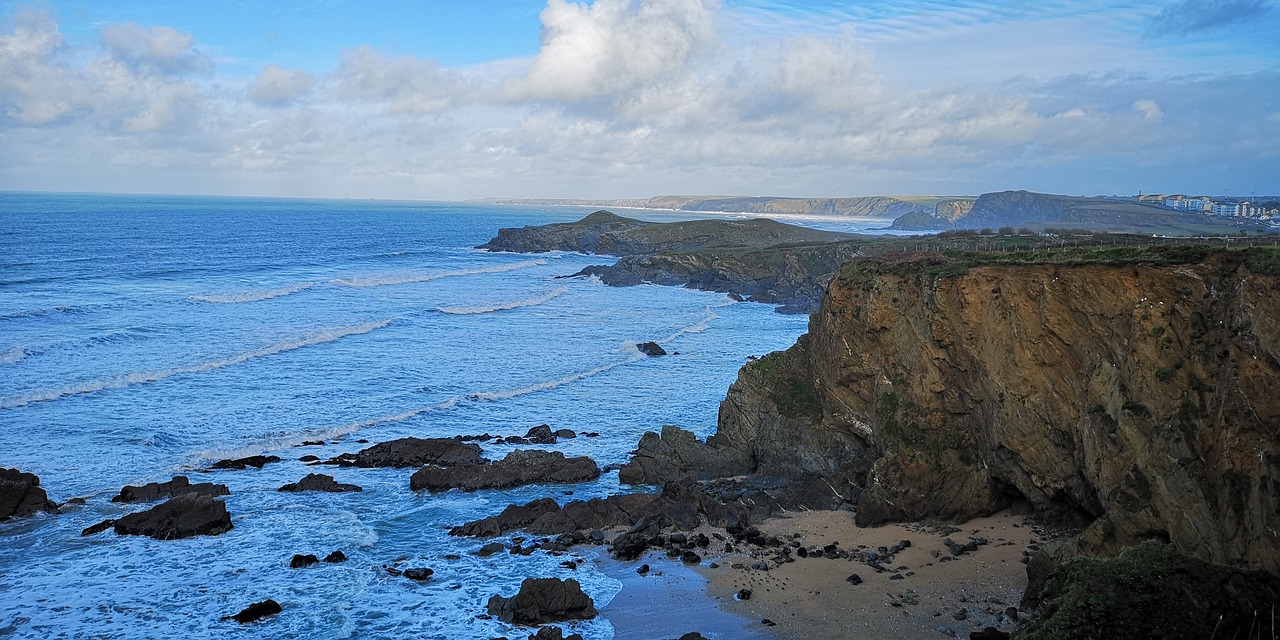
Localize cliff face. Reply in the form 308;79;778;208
713;251;1280;572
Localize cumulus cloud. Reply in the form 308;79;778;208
513;0;720;101
1150;0;1272;35
248;65;317;106
100;22;210;74
335;45;465;115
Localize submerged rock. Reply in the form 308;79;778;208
290;554;319;569
487;577;597;625
0;468;58;520
112;493;233;540
529;627;584;640
112;476;229;503
410;450;600;493
277;473;362;493
328;437;483;468
222;599;282;623
523;424;558;445
323;550;347;563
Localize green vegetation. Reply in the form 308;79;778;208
1154;366;1174;382
1018;541;1280;640
747;350;822;420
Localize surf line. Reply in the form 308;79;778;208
189;282;316;304
436;286;569;315
0;318;395;409
332;259;547;288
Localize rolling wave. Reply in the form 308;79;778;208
437;287;569;315
0;318;394;409
1;346;27;365
332;259;547;288
189;282;315;304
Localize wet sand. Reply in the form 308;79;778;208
695;510;1036;639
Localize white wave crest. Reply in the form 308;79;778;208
1;346;27;365
189;282;315;304
437;286;569;315
0;318;394;409
332;259;547;288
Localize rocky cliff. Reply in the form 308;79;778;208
629;248;1280;573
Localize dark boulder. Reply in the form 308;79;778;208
290;554;319;568
211;455;281;470
278;473;362;493
113;493;233;540
112;476;229;503
331;437;484;468
410;450;600;493
222;599;282;623
524;424;558;445
679;634;709;640
487;577;597;625
450;497;563;538
403;567;434;581
969;629;1010;640
554;429;576;439
475;542;507;557
323;550;347;563
0;468;58;520
635;342;667;356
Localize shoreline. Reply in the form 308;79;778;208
591;509;1038;639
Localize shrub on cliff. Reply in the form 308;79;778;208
1019;541;1280;640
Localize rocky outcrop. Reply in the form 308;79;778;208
112;493;233;539
486;577;597;625
327;437;483;468
409;450;599;493
618;425;752;484
211;455;280;470
890;198;976;231
635;341;666;356
0;468;58;520
112;476;230;503
479;211;856;256
678;248;1279;573
278;473;362;493
574;240;868;314
222;599;282;623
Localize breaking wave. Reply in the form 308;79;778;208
190;282;315;304
332;259;547;288
0;318;394;409
1;346;27;365
437;287;569;315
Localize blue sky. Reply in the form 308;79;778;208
1;0;1277;199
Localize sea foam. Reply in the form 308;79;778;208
0;318;394;409
437;286;569;315
189;282;315;304
333;259;547;288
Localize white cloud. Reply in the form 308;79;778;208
100;22;210;74
512;0;720;101
1133;98;1164;120
248;65;317;106
335;45;465;115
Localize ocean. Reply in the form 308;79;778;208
0;192;891;639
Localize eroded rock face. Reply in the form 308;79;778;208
409;450;599;493
709;250;1280;572
0;468;58;520
486;577;597;625
113;493;233;540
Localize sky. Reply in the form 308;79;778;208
0;0;1277;200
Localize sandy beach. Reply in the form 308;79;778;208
699;510;1035;639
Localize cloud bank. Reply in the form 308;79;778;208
0;1;1276;199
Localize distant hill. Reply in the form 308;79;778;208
482;195;965;218
892;190;1273;234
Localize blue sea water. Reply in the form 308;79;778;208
0;192;892;639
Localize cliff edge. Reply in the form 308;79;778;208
627;247;1280;574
